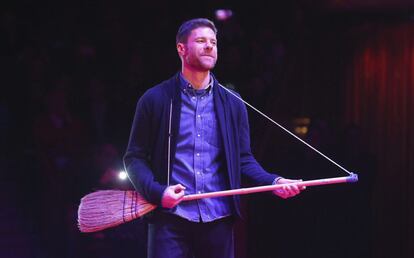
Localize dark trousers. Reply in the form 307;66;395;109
147;212;234;258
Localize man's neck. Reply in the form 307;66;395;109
181;68;211;90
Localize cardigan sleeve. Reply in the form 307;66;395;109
123;92;166;205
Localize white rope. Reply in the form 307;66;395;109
167;99;173;186
219;84;353;176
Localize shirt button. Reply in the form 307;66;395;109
196;153;200;156
197;134;201;137
197;115;201;118
198;191;202;194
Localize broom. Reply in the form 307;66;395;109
78;174;358;232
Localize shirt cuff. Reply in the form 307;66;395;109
272;176;284;185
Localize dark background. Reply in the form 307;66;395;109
1;1;413;257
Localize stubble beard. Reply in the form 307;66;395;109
186;54;217;72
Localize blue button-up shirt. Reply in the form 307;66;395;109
169;74;232;222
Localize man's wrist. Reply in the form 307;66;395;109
273;176;284;185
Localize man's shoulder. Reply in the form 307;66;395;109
218;83;240;94
216;83;243;104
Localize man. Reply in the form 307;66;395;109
124;18;304;258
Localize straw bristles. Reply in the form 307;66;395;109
77;190;156;233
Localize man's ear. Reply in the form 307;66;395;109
177;43;185;57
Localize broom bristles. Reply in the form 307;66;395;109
77;190;156;232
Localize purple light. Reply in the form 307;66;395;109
215;9;233;21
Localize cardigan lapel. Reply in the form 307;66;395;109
170;73;182;143
213;81;235;187
164;73;182;182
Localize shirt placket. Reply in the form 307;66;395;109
193;93;204;198
195;90;214;221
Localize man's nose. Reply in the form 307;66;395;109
205;42;213;50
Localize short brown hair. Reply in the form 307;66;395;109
176;18;217;44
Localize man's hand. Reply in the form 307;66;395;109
273;178;306;199
161;184;186;208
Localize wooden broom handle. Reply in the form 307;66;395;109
182;174;358;201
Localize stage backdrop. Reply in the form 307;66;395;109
345;21;414;258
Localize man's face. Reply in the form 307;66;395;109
178;27;217;71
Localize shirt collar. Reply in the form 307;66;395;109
179;73;213;96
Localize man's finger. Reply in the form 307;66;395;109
174;184;186;193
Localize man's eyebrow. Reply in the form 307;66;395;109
194;36;217;40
